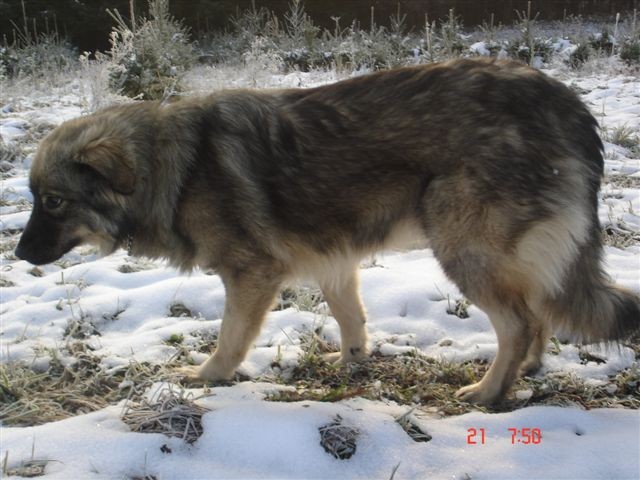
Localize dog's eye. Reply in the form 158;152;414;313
43;195;63;210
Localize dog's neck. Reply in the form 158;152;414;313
142;104;203;231
118;103;207;270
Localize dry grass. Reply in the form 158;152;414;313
395;408;432;442
0;232;21;255
168;302;192;318
275;286;325;312
0;276;16;287
604;124;640;150
605;174;640;189
602;221;640;248
446;297;470;319
2;458;49;478
512;365;640;409
267;350;491;416
266;336;640;415
2;332;638;429
0;139;26;167
318;415;359;460
0;343;173;427
600;174;640;247
121;385;210;444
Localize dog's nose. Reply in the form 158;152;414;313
14;238;39;264
14;242;26;260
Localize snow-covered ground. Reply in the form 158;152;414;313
1;62;639;479
3;387;638;480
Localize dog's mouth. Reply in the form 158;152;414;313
15;235;81;266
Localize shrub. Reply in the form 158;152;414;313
475;15;506;58
620;40;640;65
203;1;421;73
568;42;593;68
0;34;76;80
334;23;404;71
230;2;277;50
589;29;615;54
0;0;77;82
507;38;554;65
439;8;466;57
107;0;196;100
507;2;554;66
279;0;322;71
197;0;637;73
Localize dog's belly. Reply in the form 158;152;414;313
280;217;427;289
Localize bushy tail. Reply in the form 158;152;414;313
544;83;638;343
550;234;640;344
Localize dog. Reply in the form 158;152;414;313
15;58;639;405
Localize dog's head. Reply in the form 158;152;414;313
15;114;137;265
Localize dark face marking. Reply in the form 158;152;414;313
15;192;82;265
15;165;134;265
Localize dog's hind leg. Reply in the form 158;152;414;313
186;266;283;383
320;268;369;364
427;245;541;404
421;176;543;404
519;319;550;377
455;295;536;404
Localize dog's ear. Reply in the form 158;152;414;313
77;137;136;194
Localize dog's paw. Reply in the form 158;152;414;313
175;365;206;386
322;348;368;365
322;352;343;364
518;358;543;378
175;362;236;386
455;382;500;405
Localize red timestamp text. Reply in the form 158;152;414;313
466;428;486;445
509;427;542;445
466;428;542;445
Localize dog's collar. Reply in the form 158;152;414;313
126;234;133;256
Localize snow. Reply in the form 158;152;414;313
470;41;491;56
2;391;638;479
1;62;639;479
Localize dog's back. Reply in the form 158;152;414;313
267;59;637;402
179;59;638;403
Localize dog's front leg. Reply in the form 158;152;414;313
320;268;369;364
184;267;283;383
